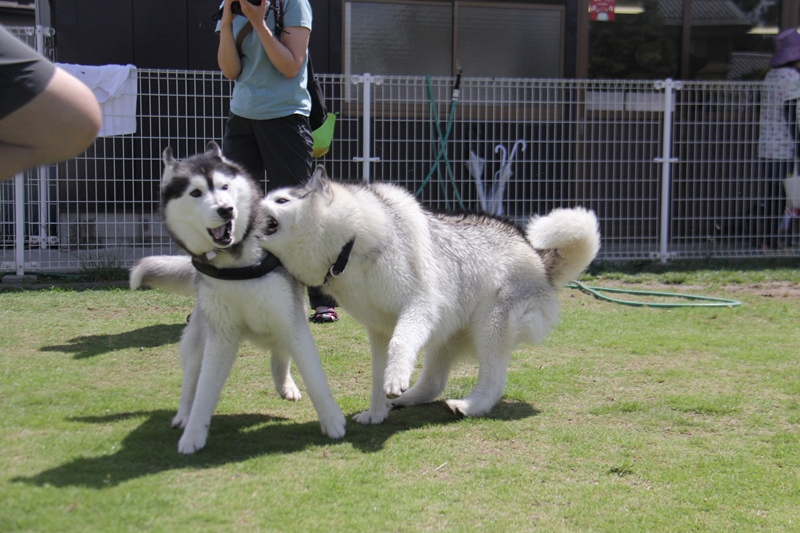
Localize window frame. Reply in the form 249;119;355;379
343;0;566;79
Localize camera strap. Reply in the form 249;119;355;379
273;0;285;39
235;22;253;53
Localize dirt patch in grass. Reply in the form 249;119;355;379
721;281;800;298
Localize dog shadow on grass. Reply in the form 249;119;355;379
40;324;186;359
12;401;538;489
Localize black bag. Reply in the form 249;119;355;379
306;56;328;131
271;0;327;130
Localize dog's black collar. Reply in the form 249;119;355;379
192;253;281;281
326;237;356;282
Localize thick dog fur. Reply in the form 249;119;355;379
258;167;601;424
130;143;345;454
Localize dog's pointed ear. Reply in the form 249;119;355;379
161;147;176;186
205;141;223;159
308;165;333;200
162;147;174;166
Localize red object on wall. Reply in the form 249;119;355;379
590;0;616;21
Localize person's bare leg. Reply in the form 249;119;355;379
0;67;101;180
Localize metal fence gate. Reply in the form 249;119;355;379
2;30;799;273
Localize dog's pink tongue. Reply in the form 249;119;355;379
211;225;226;240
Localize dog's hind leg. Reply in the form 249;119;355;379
178;330;239;454
172;303;206;430
445;345;511;418
391;339;462;408
270;350;302;401
445;308;512;418
353;329;393;425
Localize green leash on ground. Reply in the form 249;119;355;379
567;280;742;308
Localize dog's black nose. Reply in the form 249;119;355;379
217;206;234;220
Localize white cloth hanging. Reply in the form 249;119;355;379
56;63;138;137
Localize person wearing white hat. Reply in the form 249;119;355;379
757;28;800;249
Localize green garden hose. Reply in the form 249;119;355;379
415;72;465;211
567;280;741;308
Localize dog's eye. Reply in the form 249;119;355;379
275;197;289;204
189;189;201;198
220;184;229;191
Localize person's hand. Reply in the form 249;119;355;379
219;0;236;27
239;0;268;28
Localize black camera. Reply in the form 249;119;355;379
230;0;262;16
213;0;267;23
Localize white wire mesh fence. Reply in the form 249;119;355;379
2;67;798;274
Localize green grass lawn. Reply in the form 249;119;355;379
1;264;799;532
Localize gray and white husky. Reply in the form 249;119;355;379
258;167;601;424
130;142;345;454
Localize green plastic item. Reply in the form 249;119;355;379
312;112;337;158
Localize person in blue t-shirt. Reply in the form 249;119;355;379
216;0;339;323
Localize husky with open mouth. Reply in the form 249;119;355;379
130;142;345;454
258;167;601;425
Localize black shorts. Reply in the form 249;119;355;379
0;25;56;120
222;112;313;190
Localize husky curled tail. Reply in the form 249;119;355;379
130;255;196;297
258;167;601;424
526;207;601;288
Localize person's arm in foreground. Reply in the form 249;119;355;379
0;29;100;180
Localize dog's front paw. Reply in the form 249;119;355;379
353;410;388;425
353;400;392;425
177;427;208;454
171;411;189;429
383;377;409;399
278;381;302;402
319;411;347;439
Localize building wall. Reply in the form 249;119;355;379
50;0;337;72
49;0;572;77
51;0;218;68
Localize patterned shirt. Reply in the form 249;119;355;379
759;67;800;160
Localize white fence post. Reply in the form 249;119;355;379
14;173;25;276
35;25;51;250
350;73;383;183
653;78;682;263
